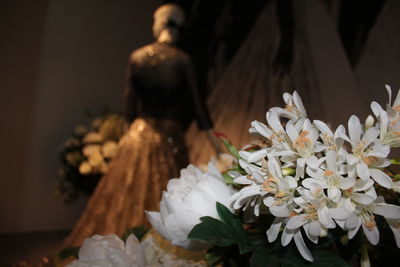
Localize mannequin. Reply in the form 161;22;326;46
64;4;219;247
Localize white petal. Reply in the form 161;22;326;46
369;168;393;189
233;175;253;185
267;217;283;243
328;187;341;203
263;196;275;207
357;162;370;181
286;214;308;230
281;227;295;246
302;178;325;189
386;219;400;248
247;149;268;162
347;154;359;166
145;211;173;242
293;91;307;117
346;214;360;230
326;150;337;171
348;219;361;239
314;120;333;136
318;206;335;228
370;101;384;117
306;156;320;169
267;112;284;133
334;124;350;142
329;208;351;220
251;120;272;138
270;205;290;217
362;127;379;146
366;144;390;158
308;221;321;237
392;87;400;107
348;115;362;144
362;223;379;245
340;177;356;190
286;121;299;143
374;204;400;219
351;193;375;205
125;234;146;266
303;223;318;244
294;231;313;262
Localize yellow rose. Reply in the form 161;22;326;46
83;132;103;144
102;141;119;159
83;144;101;157
88;152;104;168
79;161;92;175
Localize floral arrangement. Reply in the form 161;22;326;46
147;86;400;266
57;112;125;202
67;86;400;266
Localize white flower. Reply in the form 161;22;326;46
102;141;119;158
303;150;356;203
269;91;307;123
344;196;400;247
282;119;324;179
371;85;400;147
146;163;235;250
67;234;145;267
313;120;348;155
231;156;297;217
277;184;342;262
347;115;392;188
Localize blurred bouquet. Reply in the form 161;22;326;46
57;111;125;202
146;86;400;266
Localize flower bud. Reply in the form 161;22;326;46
364;115;375;130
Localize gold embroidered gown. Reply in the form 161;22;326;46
64;42;213;247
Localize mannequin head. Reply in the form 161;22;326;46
152;4;185;44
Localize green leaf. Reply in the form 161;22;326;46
188;216;233;247
188;202;260;254
250;249;281;267
205;250;222;266
309;249;349;267
390;158;400;165
279;245;349;267
222;172;238;186
214;132;240;158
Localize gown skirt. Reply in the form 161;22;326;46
64;117;188;247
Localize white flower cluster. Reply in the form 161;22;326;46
231;87;400;261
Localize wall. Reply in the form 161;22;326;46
0;0;159;233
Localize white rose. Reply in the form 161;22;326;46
67;234;145;267
82;144;101;157
146;162;235;250
102;141;119;158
